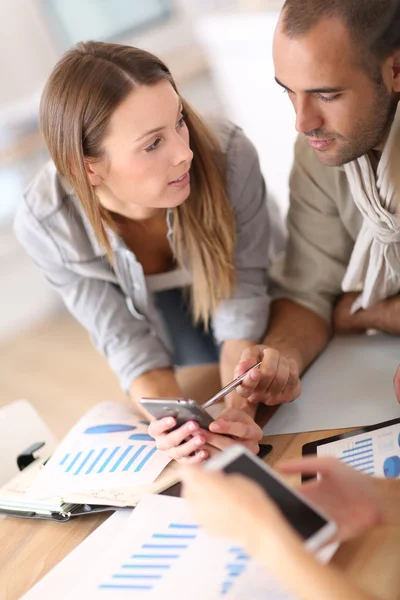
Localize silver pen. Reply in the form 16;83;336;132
203;361;262;409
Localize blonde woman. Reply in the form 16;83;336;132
14;41;279;463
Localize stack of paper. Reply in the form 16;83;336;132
23;494;296;600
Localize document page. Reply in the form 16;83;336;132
65;494;296;600
26;403;171;499
317;422;400;478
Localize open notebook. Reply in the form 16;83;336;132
0;402;179;521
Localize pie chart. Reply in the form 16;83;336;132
383;456;400;479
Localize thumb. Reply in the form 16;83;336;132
234;346;264;377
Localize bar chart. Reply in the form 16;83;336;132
220;547;249;596
58;443;157;476
98;522;200;592
336;437;375;475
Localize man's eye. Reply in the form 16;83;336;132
318;94;340;103
145;138;162;152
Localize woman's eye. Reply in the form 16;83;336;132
177;113;186;128
145;137;162;152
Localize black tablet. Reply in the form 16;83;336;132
302;417;400;482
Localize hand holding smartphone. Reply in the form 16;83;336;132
139;397;214;430
205;446;337;551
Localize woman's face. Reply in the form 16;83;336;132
87;80;193;219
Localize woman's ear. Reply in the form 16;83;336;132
84;159;104;186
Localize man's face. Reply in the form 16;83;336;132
273;16;395;166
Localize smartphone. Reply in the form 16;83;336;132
139;398;214;430
205;445;337;551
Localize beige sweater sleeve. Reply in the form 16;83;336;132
269;135;359;325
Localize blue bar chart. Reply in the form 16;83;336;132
220;547;249;596
58;443;157;476
98;522;199;592
337;437;375;475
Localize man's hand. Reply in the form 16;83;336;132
333;292;366;334
334;292;400;335
233;345;301;406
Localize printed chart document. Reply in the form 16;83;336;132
317;422;400;478
26;403;171;500
24;494;296;600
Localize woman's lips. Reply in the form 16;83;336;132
168;172;190;187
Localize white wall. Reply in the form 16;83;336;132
0;0;58;110
196;12;297;217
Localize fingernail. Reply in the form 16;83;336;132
250;370;260;380
166;418;175;426
211;422;220;431
188;422;198;432
195;436;204;445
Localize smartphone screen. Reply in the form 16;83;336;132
222;454;328;541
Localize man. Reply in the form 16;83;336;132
235;0;400;407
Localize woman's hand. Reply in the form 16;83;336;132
181;467;293;549
278;456;382;542
148;407;263;464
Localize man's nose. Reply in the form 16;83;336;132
295;97;324;134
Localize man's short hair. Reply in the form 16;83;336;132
281;0;400;77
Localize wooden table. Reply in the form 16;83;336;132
1;427;400;600
1;317;400;600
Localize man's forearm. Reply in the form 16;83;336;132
220;339;257;416
264;299;331;375
334;292;400;335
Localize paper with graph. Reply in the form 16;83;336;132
317;422;400;478
65;494;295;600
26;402;171;499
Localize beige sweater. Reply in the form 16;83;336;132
269;107;400;324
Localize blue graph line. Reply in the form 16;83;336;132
84;424;137;434
85;448;107;474
355;438;372;445
65;452;82;472
343;459;374;470
59;453;70;466
169;524;199;529
140;420;150;426
341;449;373;460
123;445;146;471
342;443;372;454
134;447;157;472
129;433;154;441
110;445;134;472
74;449;95;475
97;446;120;473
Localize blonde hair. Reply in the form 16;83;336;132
40;41;236;327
